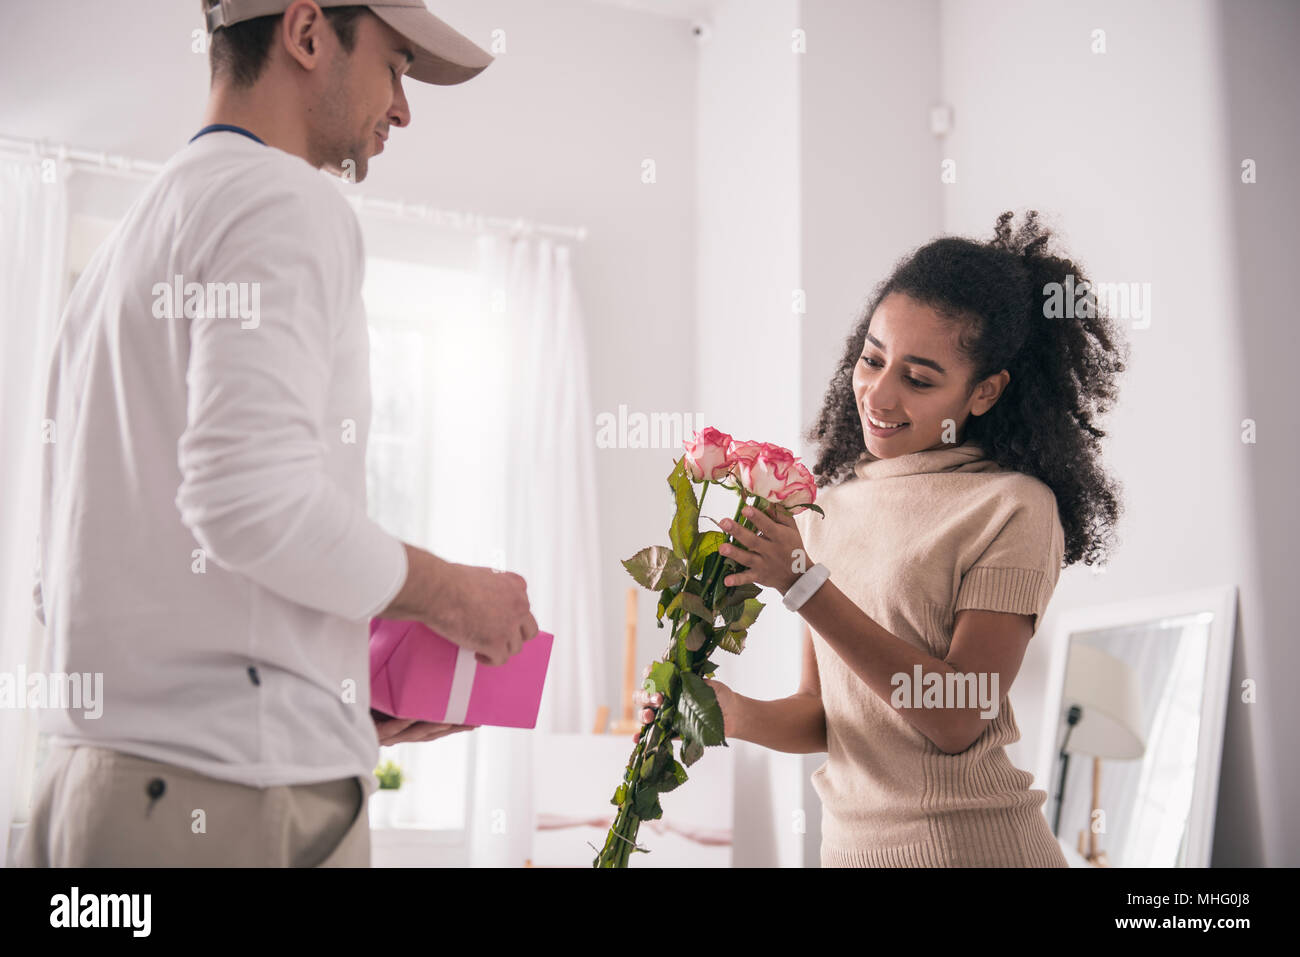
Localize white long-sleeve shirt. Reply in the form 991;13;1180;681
34;128;407;796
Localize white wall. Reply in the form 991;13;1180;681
797;0;943;868
799;0;943;431
695;0;804;868
938;0;1297;865
1209;0;1299;868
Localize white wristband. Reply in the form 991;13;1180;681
783;563;830;612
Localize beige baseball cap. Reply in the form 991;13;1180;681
201;0;493;85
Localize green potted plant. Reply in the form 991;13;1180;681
370;759;404;829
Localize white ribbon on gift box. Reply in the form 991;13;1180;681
443;646;478;725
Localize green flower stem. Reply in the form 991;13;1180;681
594;608;691;866
681;480;710;572
697;490;749;600
691;492;754;662
595;487;757;867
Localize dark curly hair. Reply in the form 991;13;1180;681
804;210;1128;568
206;2;370;90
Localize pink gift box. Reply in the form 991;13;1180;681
369;618;554;729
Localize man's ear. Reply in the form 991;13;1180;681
281;1;328;72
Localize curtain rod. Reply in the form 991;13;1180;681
0;133;588;243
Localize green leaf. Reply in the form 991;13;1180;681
678;590;712;621
718;629;747;654
676;672;726;746
657;760;689;794
663;589;706;631
689;531;726;576
644;660;677;697
676;636;691;672
697;549;723;580
684;622;708;652
633;785;663;820
719;583;762;611
793;503;825;517
668;459;700;560
611;784;626;806
681;737;704;767
727;598;764;632
621;545;687;592
683;574;707;596
656;586;675;622
640;744;671;782
697;658;719;678
661;591;683;620
708;559;737;610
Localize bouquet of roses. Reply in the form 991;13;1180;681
592;427;822;867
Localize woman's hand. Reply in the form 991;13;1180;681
631;664;742;743
718;504;810;595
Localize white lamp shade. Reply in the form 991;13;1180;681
1062;643;1146;759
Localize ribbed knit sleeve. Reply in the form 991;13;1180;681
953;480;1065;632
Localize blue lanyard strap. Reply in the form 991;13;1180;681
189;124;266;146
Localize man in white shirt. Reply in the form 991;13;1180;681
18;1;536;867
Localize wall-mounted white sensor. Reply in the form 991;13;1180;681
930;104;954;136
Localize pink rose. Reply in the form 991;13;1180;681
728;440;764;470
683;427;735;481
737;443;818;514
775;461;817;514
726;440;765;487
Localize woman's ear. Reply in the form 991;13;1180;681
972;369;1010;415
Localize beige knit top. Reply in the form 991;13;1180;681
794;439;1068;867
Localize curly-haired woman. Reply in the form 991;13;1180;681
639;210;1128;866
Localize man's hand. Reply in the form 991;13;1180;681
372;709;477;746
437;562;539;666
380;545;539;667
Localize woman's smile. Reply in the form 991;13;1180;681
865;411;909;436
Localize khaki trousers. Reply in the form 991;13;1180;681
16;743;370;867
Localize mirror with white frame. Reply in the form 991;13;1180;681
1036;586;1237;868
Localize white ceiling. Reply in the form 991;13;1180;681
581;0;725;22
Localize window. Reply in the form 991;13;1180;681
362;254;509;833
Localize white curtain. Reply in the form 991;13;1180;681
465;232;606;866
0;155;69;866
